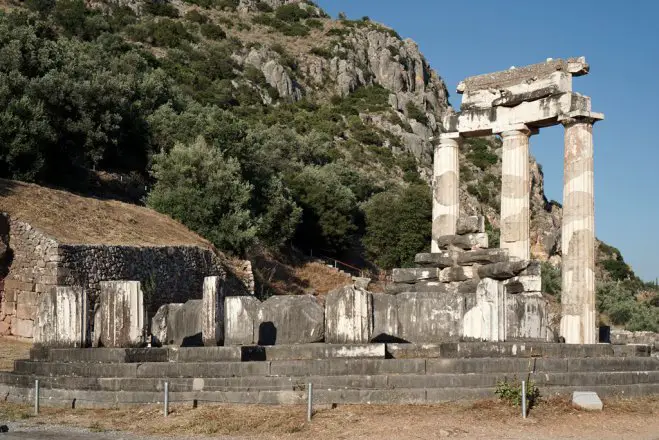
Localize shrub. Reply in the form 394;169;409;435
602;259;633;281
216;0;240;10
495;376;540;408
306;18;323;29
405;102;429;125
485;219;500;248
541;262;561;296
126;19;196;47
143;1;179;17
184;10;208;24
275;3;312;22
310;46;333;59
327;27;350;37
200;23;226;39
255;1;273;12
466;138;498;170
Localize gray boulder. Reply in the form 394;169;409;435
256;295;324;345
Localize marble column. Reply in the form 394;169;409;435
431;133;460;252
560;115;600;344
499;125;531;261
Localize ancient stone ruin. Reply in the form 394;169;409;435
438;57;603;344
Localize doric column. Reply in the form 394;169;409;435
559;113;602;344
499;125;532;261
431;133;460;252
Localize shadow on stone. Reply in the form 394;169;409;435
181;332;203;347
241;346;266;362
258;321;277;346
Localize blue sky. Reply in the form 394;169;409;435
317;0;659;282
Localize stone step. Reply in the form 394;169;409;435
12;357;659;378
1;382;658;408
2;370;658;393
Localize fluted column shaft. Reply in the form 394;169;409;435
560;118;596;344
431;133;460;252
500;126;531;261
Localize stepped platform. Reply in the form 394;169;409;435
1;342;657;408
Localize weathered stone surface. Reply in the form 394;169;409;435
151;303;182;347
392;268;439;283
458;249;509;266
10;317;33;338
225;296;260;346
456;216;485;234
97;281;146;348
385;281;449;295
572;391;603;411
506;292;547;341
151;300;203;347
202;276;225;347
519;260;541;276
434;233;488;250
503;275;542;294
462;278;504;342
477;260;530;280
414;252;455;268
325;286;372;344
352;277;371;290
34;286;88;347
397;292;463;343
256;295;324;345
371;293;398;342
439;266;474;282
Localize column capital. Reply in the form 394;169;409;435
437;132;461;147
494;124;537;137
559;110;604;127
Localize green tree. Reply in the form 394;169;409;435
362;184;431;268
147;136;257;253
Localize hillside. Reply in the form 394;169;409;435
0;0;656;330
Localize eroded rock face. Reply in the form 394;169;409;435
255;295;324;345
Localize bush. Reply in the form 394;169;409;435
485;219;500;248
363;184;431;268
200;23;226;39
495;376;540;408
602;259;633;281
143;1;179;18
275;3;312;22
310;46;333;58
126;19;196;47
306;18;323;29
405;102;429;125
466;138;498;170
184;10;208;24
255;1;273;12
541;262;561;296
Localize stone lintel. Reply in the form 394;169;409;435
457;57;589;94
558;110;605;125
493;123;537;137
438;132;461;142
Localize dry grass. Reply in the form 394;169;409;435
0;337;31;371
292;262;352;296
1;396;658;439
0;179;213;248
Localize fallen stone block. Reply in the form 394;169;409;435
572;391;603;410
414;252;455;268
325;286;372;344
434;233;488;250
151;303;182;346
439;266;474;282
152;300;203;347
98;281;146;348
385;281;449;295
202;276;225;347
225;296;260;346
397;291;464;343
457;248;509;265
456;216;485;234
371;293;398;342
256;295;324;345
392;268;439;283
477;260;530;280
503;275;542;294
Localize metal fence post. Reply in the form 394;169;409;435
164;381;169;417
306;383;313;422
34;379;40;416
521;380;527;419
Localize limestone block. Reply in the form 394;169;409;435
224;296;260;346
505;292;547;340
256;295;324;345
98;281;146;348
34;286;88;347
151;303;183;346
434;233;488;250
352;277;371;290
572;391;603;411
325;286;372;344
462;278;505;342
385;281;449;295
15;302;37;320
392;268;439;283
519;260;541;276
439;266;474;282
477;260;530;280
456;216;485;234
397;291;464;343
371;293;398;342
503;275;542;294
10;317;33;338
414;252;455;268
202;276;225;347
457;249;509;266
151;302;203;347
0;320;9;335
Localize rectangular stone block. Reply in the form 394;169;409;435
224;296;260;346
98;281;145;348
456;216;485;234
503;275;542;294
439;266;474;282
15;302;36;320
392;268;439;283
397;292;464;343
262;344;384;361
384;281;449;295
505;293;548;341
371;293;397;342
202;276;225;347
35;286;88;347
457;248;510;266
325;286;372;344
477;260;529;280
462;278;505;342
10;317;33;338
386;343;442;359
414;252;455;268
256;295;324;345
434;233;488;250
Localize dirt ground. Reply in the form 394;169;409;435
0;338;31;371
1;396;658;440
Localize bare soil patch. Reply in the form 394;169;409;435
1;396;657;440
